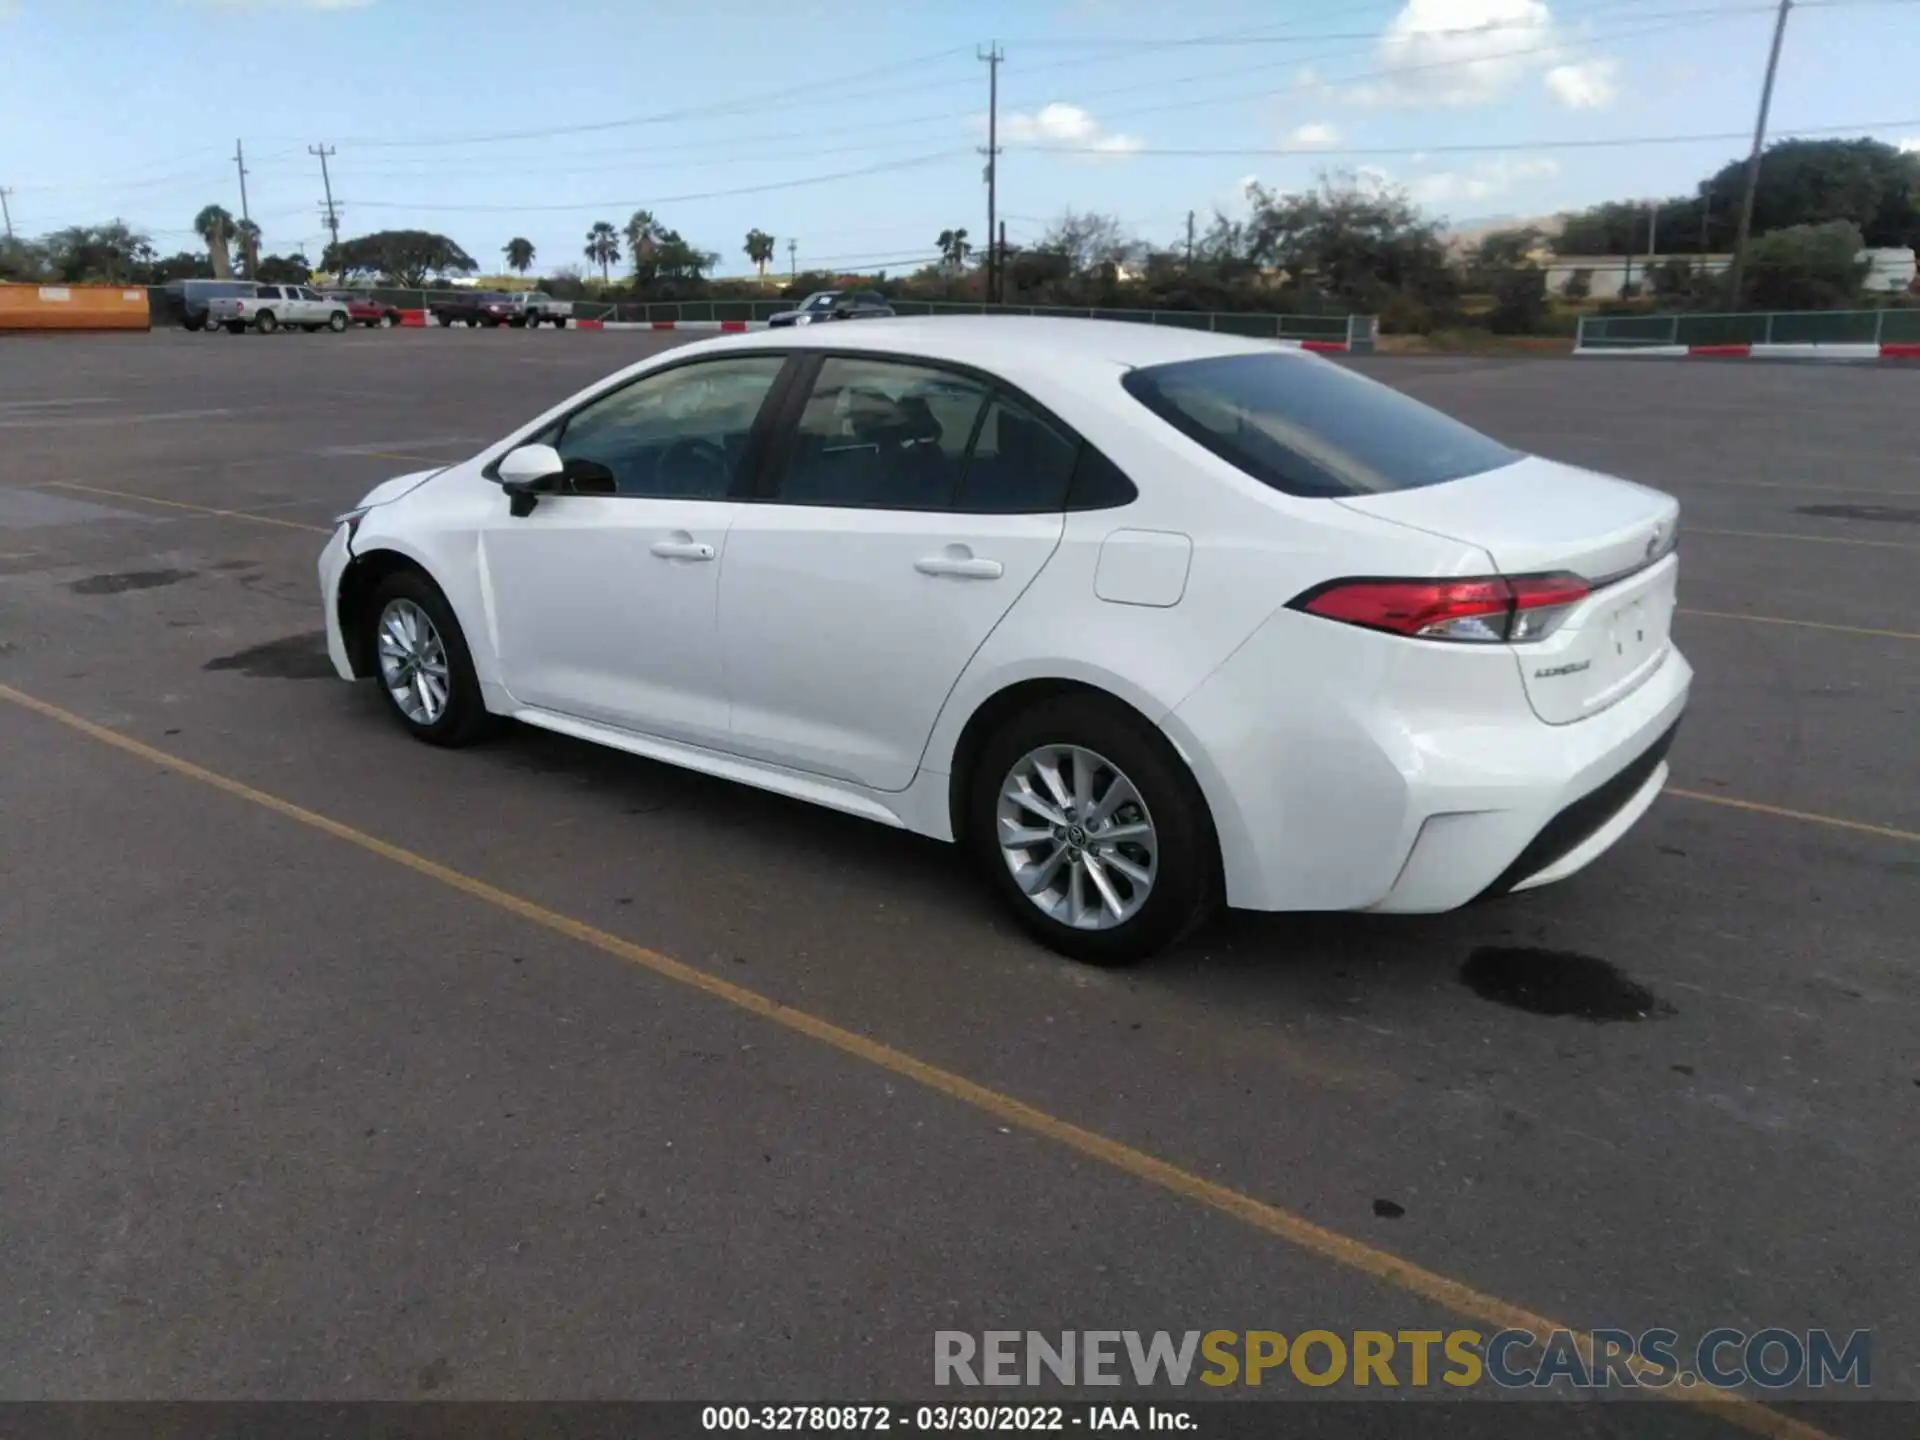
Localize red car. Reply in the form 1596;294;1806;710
327;292;403;328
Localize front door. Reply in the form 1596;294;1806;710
482;352;790;747
717;354;1074;791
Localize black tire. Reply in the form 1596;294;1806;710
437;314;452;327
379;313;396;328
966;693;1219;966
328;311;348;332
362;569;494;747
225;321;245;335
254;310;278;334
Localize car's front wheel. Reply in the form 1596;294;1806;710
364;571;493;747
379;313;396;328
967;694;1218;966
328;311;348;332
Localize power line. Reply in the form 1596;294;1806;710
339;150;971;214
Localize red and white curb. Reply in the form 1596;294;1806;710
1576;342;1920;360
595;319;767;332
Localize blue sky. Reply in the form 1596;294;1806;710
3;0;1917;276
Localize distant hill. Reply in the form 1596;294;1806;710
1442;213;1565;253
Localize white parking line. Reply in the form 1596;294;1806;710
0;408;239;430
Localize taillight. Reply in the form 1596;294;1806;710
1291;574;1591;643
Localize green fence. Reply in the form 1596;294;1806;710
1578;308;1920;348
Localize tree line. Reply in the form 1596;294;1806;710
4;137;1913;328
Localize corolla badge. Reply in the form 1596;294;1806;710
1534;660;1593;679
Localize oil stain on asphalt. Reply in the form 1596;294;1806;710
69;569;197;595
203;631;337;680
1460;946;1671;1022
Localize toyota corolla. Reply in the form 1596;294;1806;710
319;319;1688;964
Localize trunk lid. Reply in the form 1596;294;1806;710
1335;456;1681;725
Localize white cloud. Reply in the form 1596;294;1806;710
1544;58;1618;108
1353;0;1619;109
1409;155;1559;206
999;102;1141;159
1289;122;1340;148
1899;137;1920;153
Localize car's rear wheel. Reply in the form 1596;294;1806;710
967;694;1218;966
328;311;348;332
365;572;492;747
224;321;245;334
437;314;452;327
254;310;278;333
379;313;395;328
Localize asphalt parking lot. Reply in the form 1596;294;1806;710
1;327;1915;1434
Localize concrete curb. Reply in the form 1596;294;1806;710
1575;342;1920;361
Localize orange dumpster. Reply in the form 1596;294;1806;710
0;282;151;332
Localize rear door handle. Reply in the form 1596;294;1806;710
915;554;1003;580
651;537;716;561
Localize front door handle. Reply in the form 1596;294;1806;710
915;552;1003;580
651;537;716;561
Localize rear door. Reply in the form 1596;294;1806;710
716;353;1071;790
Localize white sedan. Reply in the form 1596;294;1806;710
319;319;1689;964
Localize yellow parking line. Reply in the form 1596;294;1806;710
42;481;331;534
0;677;1835;1440
1689;526;1919;551
1670;789;1919;844
1678;608;1920;641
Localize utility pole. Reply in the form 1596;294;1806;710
1726;0;1792;309
998;220;1007;297
787;237;797;280
233;139;253;275
310;144;341;256
1185;210;1195;267
978;41;1003;304
0;187;14;241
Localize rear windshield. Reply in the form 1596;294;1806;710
1121;353;1520;498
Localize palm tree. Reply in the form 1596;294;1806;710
937;227;972;274
234;219;261;277
743;228;776;281
194;203;235;279
584;221;620;283
623;209;661;278
503;236;536;275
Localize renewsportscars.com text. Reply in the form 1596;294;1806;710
933;1328;1871;1391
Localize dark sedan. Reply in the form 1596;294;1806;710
766;289;894;328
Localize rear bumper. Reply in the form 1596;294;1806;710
1164;603;1692;914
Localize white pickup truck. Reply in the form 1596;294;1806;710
207;283;352;334
506;291;574;327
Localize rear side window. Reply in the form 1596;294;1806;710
1122;353;1520;498
958;392;1079;513
773;357;990;510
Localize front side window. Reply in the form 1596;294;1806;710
1122;353;1521;498
802;292;838;312
554;355;786;499
300;287;323;301
772;357;991;510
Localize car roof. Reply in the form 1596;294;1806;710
711;315;1293;371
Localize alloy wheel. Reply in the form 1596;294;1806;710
997;744;1159;930
376;597;451;726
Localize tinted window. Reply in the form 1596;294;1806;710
959;392;1079;512
774;357;990;510
1066;446;1139;512
802;292;838;312
299;287;323;301
554;356;785;499
1122;353;1520;498
253;285;282;299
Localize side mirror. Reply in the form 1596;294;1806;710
498;443;564;516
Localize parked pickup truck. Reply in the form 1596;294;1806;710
431;291;573;327
207;284;352;334
506;292;573;327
